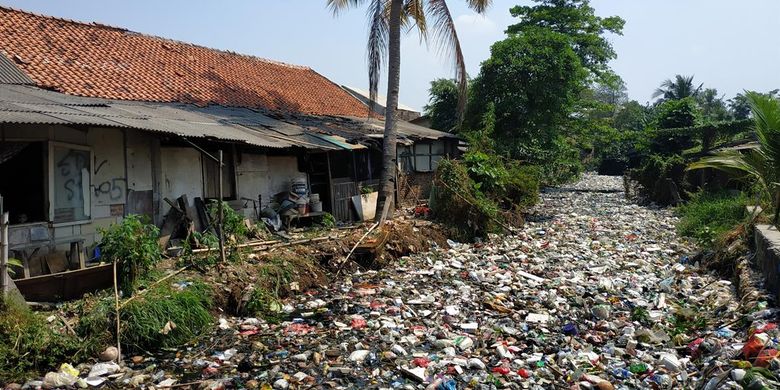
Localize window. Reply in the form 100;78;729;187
202;149;236;200
406;141;448;173
50;143;91;223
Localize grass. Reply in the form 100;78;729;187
77;280;213;353
245;256;296;322
677;190;748;247
0;297;85;382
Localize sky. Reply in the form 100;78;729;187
2;0;779;111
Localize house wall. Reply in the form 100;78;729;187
1;124;136;256
235;153;305;218
2;123;309;268
159;147;203;217
126;130;157;220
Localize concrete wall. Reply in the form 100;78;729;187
2;123;308;261
755;224;780;300
2;125;142;259
160;147;203;216
235;153;306;218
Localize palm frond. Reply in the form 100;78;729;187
465;0;492;13
402;0;427;42
327;0;366;15
688;150;765;187
426;0;467;122
748;92;780;171
366;0;389;116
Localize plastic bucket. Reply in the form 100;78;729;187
291;177;307;196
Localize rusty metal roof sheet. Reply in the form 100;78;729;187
0;53;34;85
0;84;340;150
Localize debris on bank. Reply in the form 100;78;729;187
4;174;780;389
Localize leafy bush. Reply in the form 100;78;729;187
99;215;161;296
430;158;502;241
78;281;213;353
629;154;687;205
462;150;540;208
178;231;220;271
208;200;248;241
504;165;540;208
319;212;336;228
0;298;84;381
677;191;748;247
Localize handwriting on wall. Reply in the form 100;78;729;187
93;177;125;201
91;155;126;203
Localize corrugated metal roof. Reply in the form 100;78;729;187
0;84;338;150
310;133;368;150
0;53;34;84
0;84;452;151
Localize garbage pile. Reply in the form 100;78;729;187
14;174;777;389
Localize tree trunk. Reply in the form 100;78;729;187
375;0;403;222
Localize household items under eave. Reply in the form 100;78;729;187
260;177;324;234
158;177;323;254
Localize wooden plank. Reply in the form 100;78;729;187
45;252;68;274
158;197;185;250
194;197;212;233
14;263;113;302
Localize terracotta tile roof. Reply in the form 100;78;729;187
0;6;369;117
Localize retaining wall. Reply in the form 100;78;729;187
755;224;780;300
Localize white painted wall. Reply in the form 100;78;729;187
160;147;203;216
236;154;305;219
236;153;268;219
126;131;154;192
88;128;126;216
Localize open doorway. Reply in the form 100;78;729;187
0;142;46;223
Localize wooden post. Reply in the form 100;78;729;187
218;150;226;263
1;212;8;295
112;260;122;363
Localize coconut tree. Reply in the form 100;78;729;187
688;92;780;224
327;0;492;221
652;75;703;101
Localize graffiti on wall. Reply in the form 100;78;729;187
91;155;126;203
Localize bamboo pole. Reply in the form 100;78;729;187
112;261;122;364
336;222;380;277
1;212;8;295
218;150;226;263
119;264;191;309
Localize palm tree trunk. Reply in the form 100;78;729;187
375;0;403;222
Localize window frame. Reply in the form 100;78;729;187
48;141;93;227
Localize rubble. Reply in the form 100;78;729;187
12;174;778;389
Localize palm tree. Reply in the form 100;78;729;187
327;0;492;221
688;92;780;224
652;75;703;101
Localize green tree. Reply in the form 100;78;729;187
506;0;624;80
697;88;730;122
423;78;460;132
614;100;648;132
327;0;492;220
466;29;587;157
729;93;752;120
652;75;702;101
654;97;699;129
689;92;780;224
730;89;779;120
